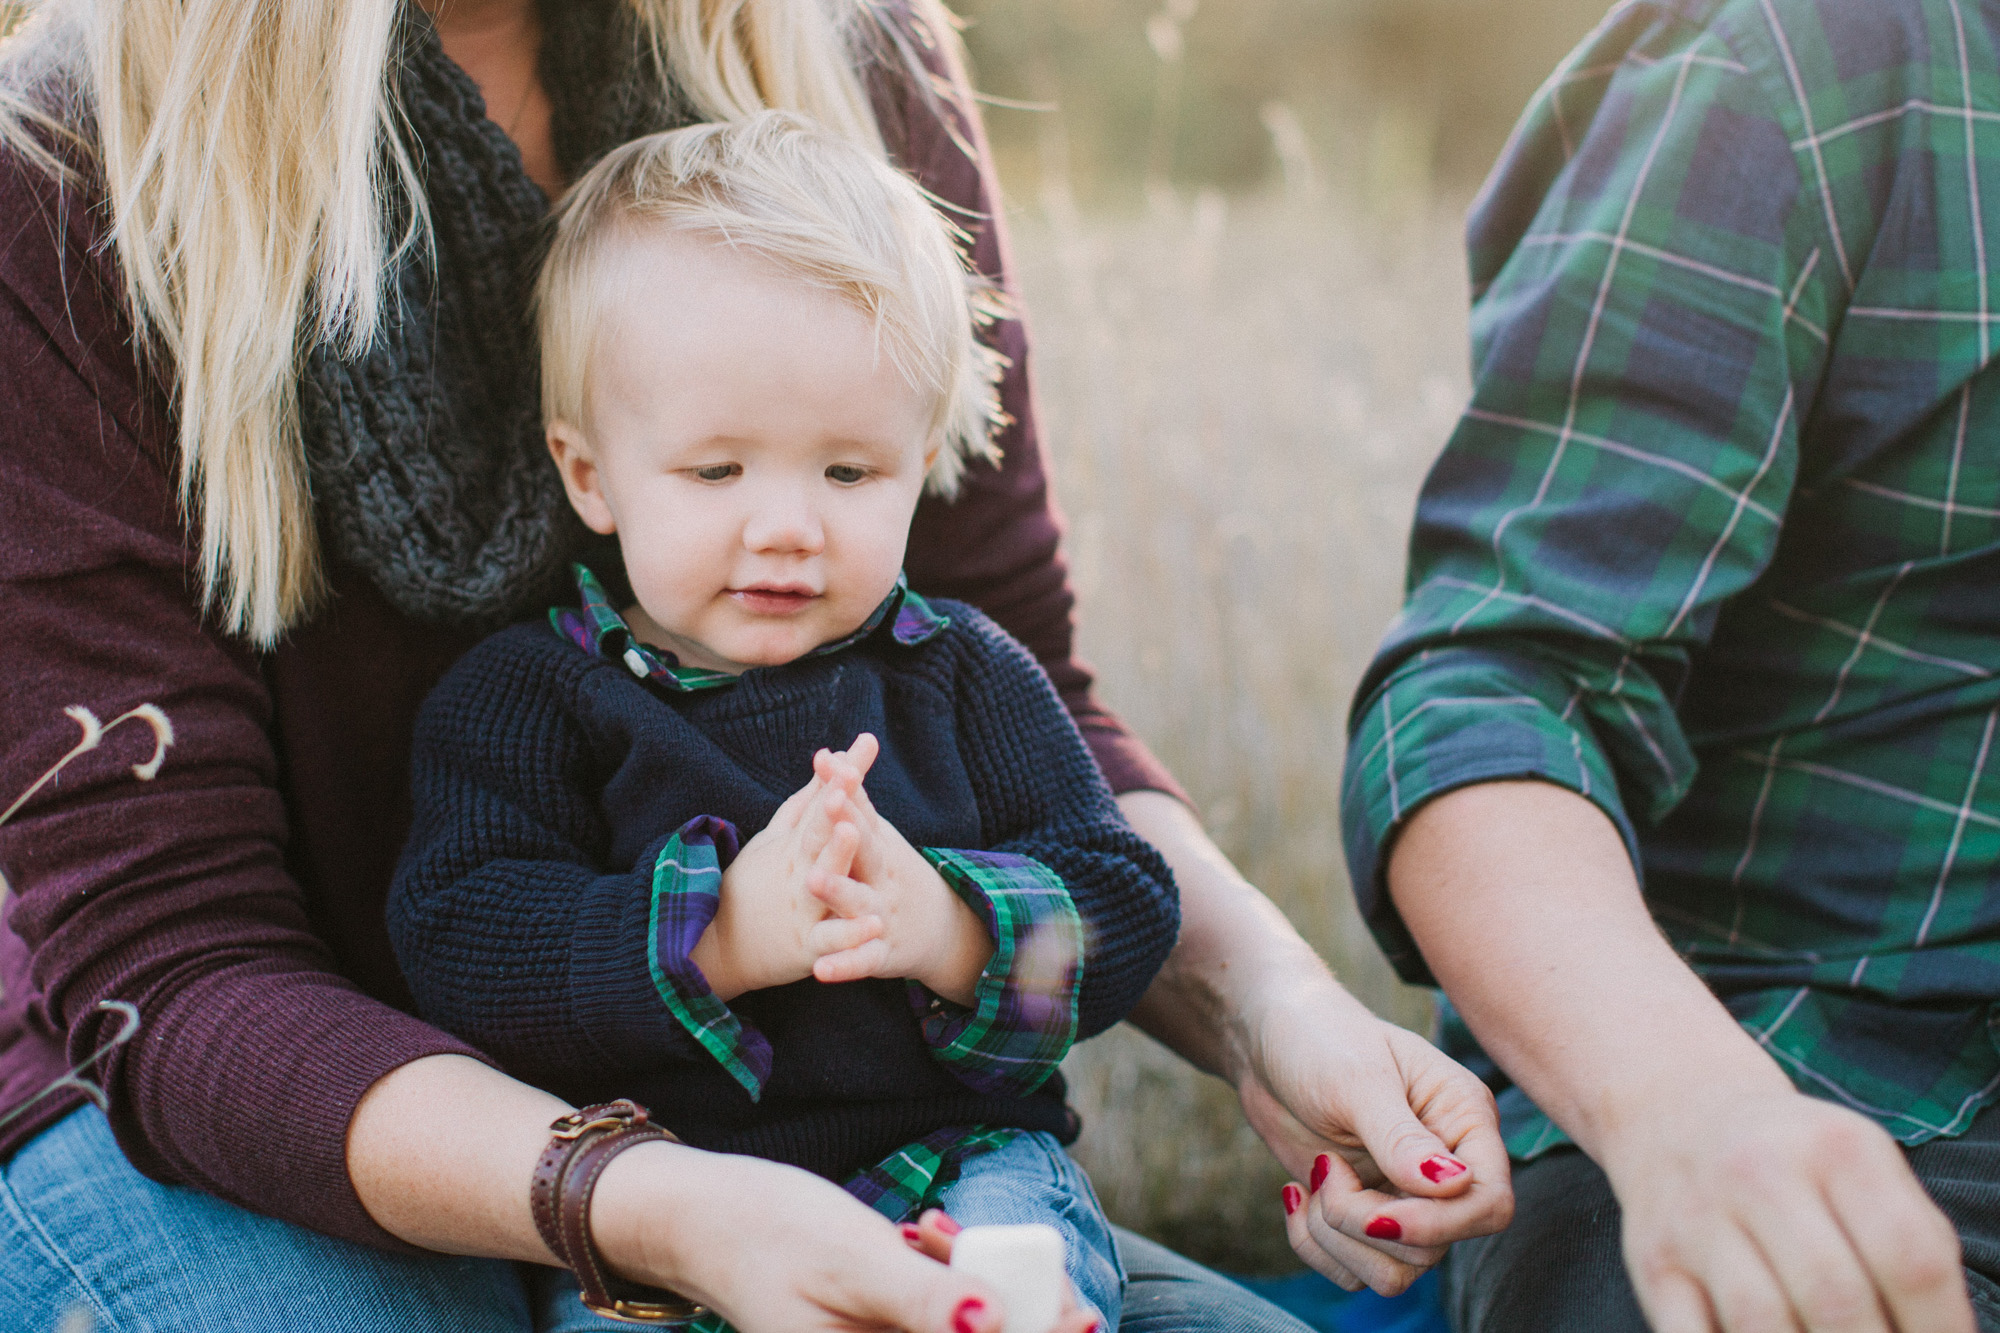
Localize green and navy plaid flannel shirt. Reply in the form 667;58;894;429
553;564;1080;1205
1346;0;2000;1158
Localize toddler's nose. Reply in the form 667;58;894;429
743;484;825;555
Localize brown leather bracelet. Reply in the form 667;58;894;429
529;1099;708;1326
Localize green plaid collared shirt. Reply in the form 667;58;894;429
550;563;949;688
1346;0;2000;1157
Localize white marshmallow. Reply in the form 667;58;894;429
949;1223;1068;1333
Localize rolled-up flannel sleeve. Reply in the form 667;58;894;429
908;848;1083;1097
1341;8;1836;985
942;608;1180;1047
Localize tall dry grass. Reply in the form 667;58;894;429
1007;173;1475;1270
953;0;1621;1275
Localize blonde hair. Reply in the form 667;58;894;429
536;112;1001;497
0;0;963;645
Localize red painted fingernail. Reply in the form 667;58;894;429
1281;1182;1303;1215
933;1211;963;1236
1421;1153;1467;1182
1082;1322;1103;1333
952;1297;986;1333
1310;1153;1331;1193
1365;1216;1403;1241
900;1222;921;1243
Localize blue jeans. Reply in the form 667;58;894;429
2;1106;1314;1332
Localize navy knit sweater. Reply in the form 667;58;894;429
388;599;1178;1181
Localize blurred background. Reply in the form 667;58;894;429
949;0;1613;1277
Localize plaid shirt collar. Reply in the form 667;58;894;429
550;562;948;692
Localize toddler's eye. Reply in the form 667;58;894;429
689;463;740;482
826;464;869;484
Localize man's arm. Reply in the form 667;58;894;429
1390;780;1971;1332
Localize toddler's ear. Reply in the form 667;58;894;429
546;423;618;535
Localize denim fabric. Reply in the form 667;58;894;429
0;1105;527;1331
937;1132;1124;1328
3;1107;1311;1333
1445;1102;2000;1333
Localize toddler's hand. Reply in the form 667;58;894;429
803;735;994;1005
690;738;881;1000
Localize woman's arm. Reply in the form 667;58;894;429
1117;791;1512;1296
1390;780;1971;1333
347;1052;1092;1333
0;147;483;1250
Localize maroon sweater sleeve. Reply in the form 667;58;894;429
882;8;1188;804
0;153;481;1248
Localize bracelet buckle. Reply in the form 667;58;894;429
550;1099;649;1140
531;1099;706;1326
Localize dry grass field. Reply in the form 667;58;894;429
953;0;1612;1274
1004;179;1475;1271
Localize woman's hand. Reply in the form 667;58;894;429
1599;1081;1970;1333
351;1055;1053;1333
1115;790;1513;1296
897;1208;1106;1333
595;1145;1085;1333
1245;973;1511;1295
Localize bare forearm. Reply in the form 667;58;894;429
1117;790;1342;1080
347;1053;714;1285
346;1053;572;1260
1387;780;1790;1163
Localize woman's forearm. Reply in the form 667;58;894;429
1116;790;1340;1080
346;1057;1079;1333
1386;779;1791;1162
346;1053;572;1261
345;1053;719;1285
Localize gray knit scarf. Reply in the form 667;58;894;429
296;2;688;626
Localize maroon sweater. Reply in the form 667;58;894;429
0;69;1179;1249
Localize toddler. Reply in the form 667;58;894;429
388;111;1179;1330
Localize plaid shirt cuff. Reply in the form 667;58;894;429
911;849;1082;1096
844;1125;1023;1221
647;816;773;1100
1344;644;1644;987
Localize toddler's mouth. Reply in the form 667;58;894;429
730;585;819;615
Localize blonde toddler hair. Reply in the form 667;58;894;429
535;110;1002;498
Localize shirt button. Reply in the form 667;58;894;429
623;647;650;678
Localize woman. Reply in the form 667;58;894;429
0;1;1511;1328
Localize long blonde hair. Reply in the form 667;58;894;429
0;0;943;645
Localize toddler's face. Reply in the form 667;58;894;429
550;230;936;674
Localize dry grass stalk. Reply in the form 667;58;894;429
1012;182;1471;1270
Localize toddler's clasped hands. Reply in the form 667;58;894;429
692;733;994;1004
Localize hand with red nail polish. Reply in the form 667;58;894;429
583;1149;1107;1333
893;1210;1101;1333
1250;982;1511;1297
1110;791;1510;1300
